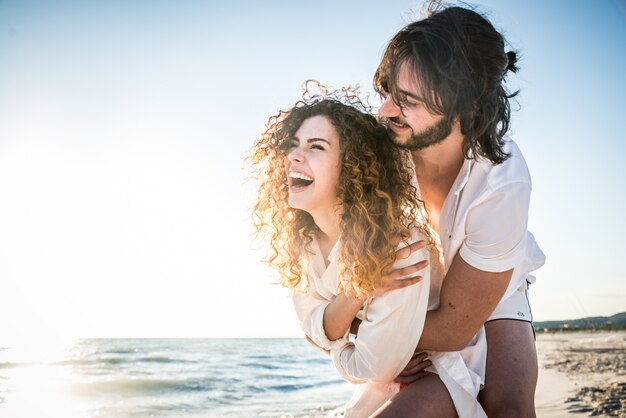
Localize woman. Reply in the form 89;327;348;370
248;84;485;417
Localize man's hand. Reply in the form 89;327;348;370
371;240;429;298
394;352;432;384
327;240;429;340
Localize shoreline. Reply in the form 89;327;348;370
535;331;625;418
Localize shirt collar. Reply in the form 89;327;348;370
310;235;341;274
328;237;340;263
451;157;474;195
407;149;473;196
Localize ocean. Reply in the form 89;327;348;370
0;338;353;418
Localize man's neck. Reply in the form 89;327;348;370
410;124;466;236
411;123;465;182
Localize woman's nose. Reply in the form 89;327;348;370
287;147;304;162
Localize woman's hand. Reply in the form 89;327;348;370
370;240;429;298
323;293;366;341
394;351;432;384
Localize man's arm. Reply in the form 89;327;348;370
418;182;531;352
417;253;512;352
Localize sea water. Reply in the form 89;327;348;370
0;339;353;417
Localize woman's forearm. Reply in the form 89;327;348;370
323;293;365;341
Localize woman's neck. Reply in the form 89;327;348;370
311;207;342;265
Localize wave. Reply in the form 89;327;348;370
55;357;126;367
239;362;281;370
245;355;277;361
56;355;196;368
137;356;197;364
72;377;217;396
267;377;345;393
254;373;299;380
0;339;354;418
0;362;20;369
101;348;139;355
138;356;176;363
268;383;318;392
303;357;332;365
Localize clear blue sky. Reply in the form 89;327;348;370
0;0;624;340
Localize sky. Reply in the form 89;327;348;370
0;0;624;341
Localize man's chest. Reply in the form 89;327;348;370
417;182;449;235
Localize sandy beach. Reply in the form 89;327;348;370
535;331;625;418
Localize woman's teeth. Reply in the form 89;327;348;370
289;172;313;181
289;171;314;187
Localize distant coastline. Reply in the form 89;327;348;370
534;311;626;333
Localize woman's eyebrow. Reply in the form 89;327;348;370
293;136;331;145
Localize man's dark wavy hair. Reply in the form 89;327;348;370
374;4;519;164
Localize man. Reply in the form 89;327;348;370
372;5;545;417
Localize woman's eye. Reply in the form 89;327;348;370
311;144;325;150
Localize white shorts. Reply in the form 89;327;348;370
486;279;533;323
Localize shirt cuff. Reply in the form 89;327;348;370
458;238;526;273
308;302;350;351
330;342;364;384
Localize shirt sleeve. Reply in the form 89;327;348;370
292;285;350;352
330;234;430;384
459;181;531;273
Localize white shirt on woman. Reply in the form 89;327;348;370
292;230;487;418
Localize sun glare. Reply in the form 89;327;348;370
0;337;90;418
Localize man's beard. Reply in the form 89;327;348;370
390;116;453;151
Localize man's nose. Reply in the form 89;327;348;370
379;95;401;118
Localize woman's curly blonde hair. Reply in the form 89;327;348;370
248;82;430;298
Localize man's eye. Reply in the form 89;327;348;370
400;99;419;108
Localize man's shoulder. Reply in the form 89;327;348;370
471;138;531;191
